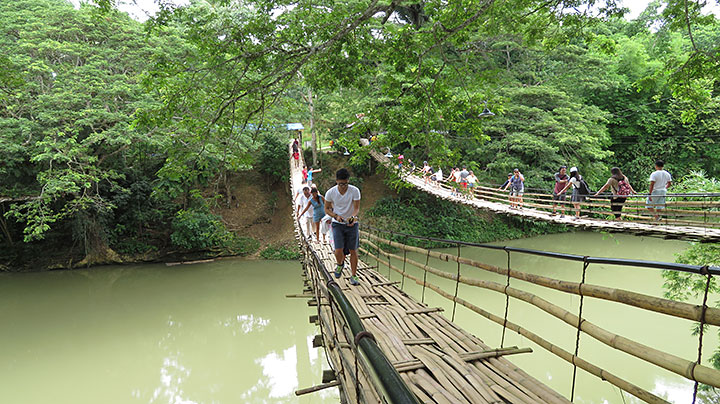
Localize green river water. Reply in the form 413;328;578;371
0;231;717;404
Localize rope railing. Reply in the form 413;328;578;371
358;226;719;404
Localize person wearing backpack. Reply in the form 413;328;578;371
559;167;588;219
594;167;636;220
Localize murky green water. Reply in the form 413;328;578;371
370;231;718;404
0;259;338;404
1;232;717;403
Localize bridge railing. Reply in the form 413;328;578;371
358;224;719;404
390;160;720;228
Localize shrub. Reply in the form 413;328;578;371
260;243;300;260
170;209;235;250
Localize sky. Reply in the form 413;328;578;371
68;0;719;23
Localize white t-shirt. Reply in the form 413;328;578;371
325;184;361;223
649;170;672;191
453;171;462;182
435;168;443;181
297;194;313;219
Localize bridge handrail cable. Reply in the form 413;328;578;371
361;223;720;276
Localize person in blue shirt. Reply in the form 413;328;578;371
299;187;327;242
306;166;322;187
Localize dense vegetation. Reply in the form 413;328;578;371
365;190;566;247
1;0;719;396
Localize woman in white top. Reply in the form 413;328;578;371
466;171;478;199
559;167;584;219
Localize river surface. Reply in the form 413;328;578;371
0;260;338;404
0;232;717;404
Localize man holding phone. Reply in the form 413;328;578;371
324;168;362;285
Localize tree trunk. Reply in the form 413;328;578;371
0;204;13;246
307;87;318;166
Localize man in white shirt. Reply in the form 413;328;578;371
646;160;672;220
295;186;313;236
324;168;362;285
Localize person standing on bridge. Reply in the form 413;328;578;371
499;173;512;190
552;166;569;217
559;167;586;219
325;169;362;286
459;166;470;196
647;160;672;220
306;166;322;187
422;161;431;184
503;169;525;209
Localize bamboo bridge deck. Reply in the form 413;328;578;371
289;149;570;403
369;150;720;242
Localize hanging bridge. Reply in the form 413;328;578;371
369;150;720;243
290;143;720;404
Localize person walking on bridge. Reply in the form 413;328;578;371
325;169;362;286
552;166;569;217
292;139;300;168
647;160;672;220
594;167;635;220
466;170;478;199
299;188;327;243
296;186;313;236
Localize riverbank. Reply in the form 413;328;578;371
0;153;565;272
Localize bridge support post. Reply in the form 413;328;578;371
451;243;461;322
501;248;512;348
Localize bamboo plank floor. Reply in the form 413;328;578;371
290;147;569;403
370;150;720;242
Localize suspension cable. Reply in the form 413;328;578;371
571;257;590;402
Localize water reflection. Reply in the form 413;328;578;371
219;314;270;335
257;346;299;398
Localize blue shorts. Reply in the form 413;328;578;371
332;222;359;252
646;189;667;209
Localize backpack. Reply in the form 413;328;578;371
617;179;632;196
577;177;591;195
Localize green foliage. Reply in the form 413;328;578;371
258;130;291;185
366;190;567;248
233;237;261;256
170;208;234;251
260;243;301;260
